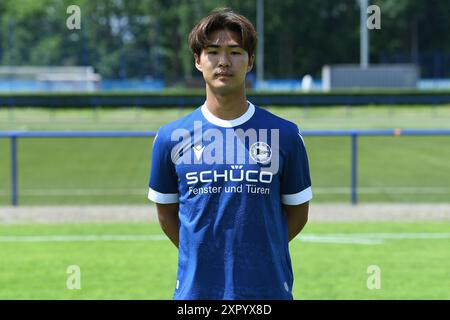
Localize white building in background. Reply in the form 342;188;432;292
301;74;313;92
321;64;419;91
0;66;101;92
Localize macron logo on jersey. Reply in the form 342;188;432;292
193;144;205;161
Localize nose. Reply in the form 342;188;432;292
218;53;231;67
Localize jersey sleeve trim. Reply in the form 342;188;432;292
281;186;312;205
148;187;179;204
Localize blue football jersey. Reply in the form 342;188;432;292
148;101;312;300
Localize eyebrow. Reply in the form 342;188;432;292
205;45;242;49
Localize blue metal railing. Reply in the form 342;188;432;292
1;129;450;206
3;92;450;107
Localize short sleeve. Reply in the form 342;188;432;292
148;129;179;204
280;127;312;205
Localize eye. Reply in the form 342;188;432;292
207;51;218;55
231;51;242;55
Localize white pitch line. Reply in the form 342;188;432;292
0;189;146;196
314;187;450;195
0;235;167;242
298;236;384;245
0;187;449;196
0;233;449;244
0;234;383;245
296;232;450;245
312;233;450;239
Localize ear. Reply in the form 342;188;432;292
247;54;255;72
194;53;203;72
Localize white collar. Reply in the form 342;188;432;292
200;101;255;128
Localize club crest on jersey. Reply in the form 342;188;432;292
249;142;272;164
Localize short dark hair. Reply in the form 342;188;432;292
188;8;257;58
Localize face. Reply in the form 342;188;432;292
194;29;254;94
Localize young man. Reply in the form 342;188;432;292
148;8;312;300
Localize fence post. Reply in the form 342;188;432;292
11;135;18;206
351;133;358;205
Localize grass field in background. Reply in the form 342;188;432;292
0;222;448;300
1;105;450;130
1;105;450;205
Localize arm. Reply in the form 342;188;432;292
156;203;179;249
283;201;309;242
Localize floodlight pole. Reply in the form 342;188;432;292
360;0;369;68
256;0;264;82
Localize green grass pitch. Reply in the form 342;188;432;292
0;105;449;300
0;222;448;299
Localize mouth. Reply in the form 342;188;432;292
215;72;233;78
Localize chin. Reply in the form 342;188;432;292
210;84;238;94
210;79;241;88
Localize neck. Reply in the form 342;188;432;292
204;85;248;120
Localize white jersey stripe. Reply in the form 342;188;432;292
148;188;179;204
282;186;313;205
